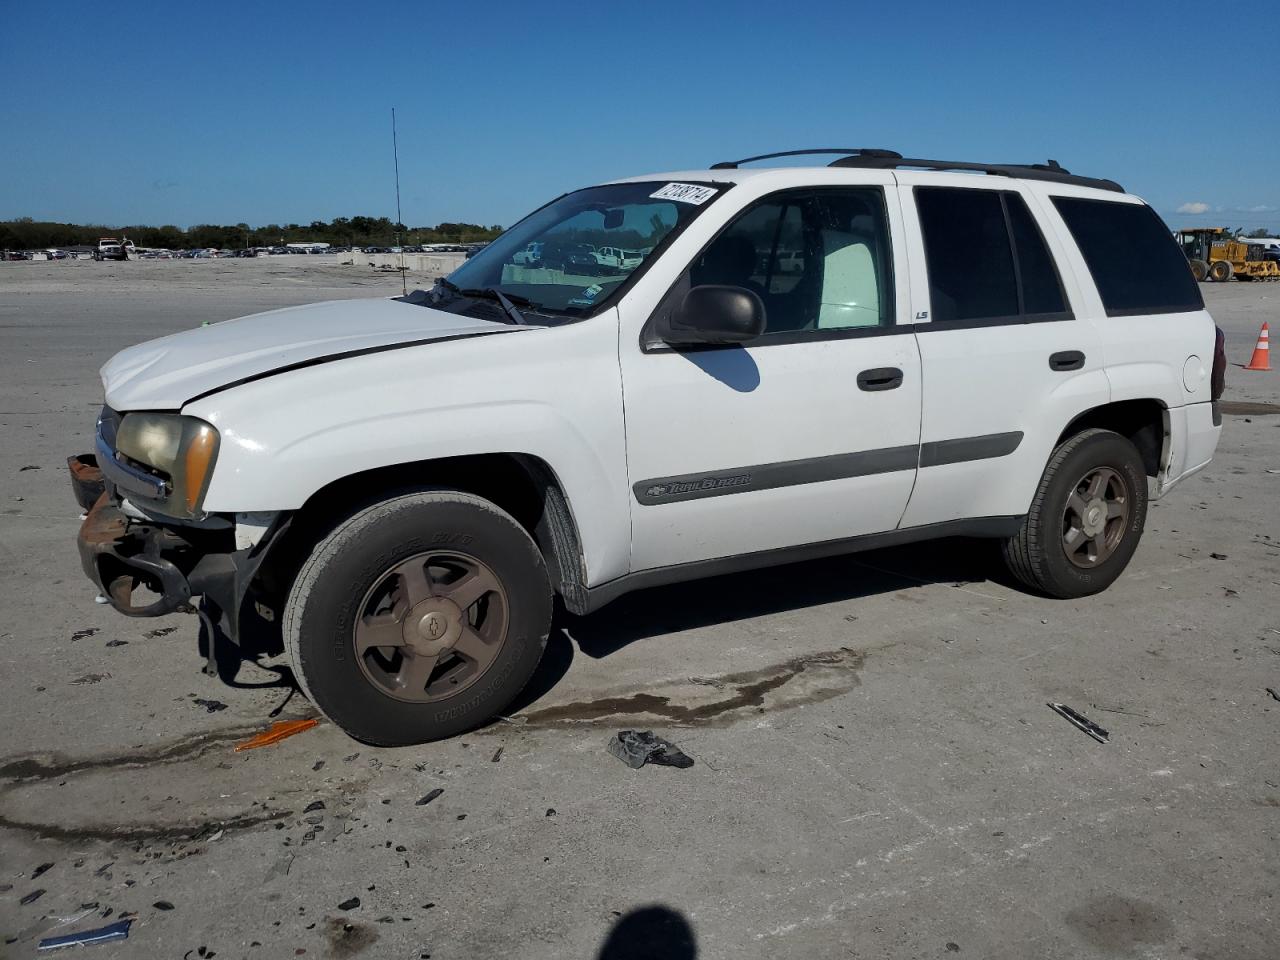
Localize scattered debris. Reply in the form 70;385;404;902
70;628;99;642
490;747;503;763
233;718;319;751
495;715;527;726
153;901;175;911
71;673;110;685
304;800;326;813
606;730;695;770
37;919;132;951
144;626;179;638
21;889;46;905
337;897;361;911
20;464;40;471
1265;688;1280;703
193;698;228;713
312;760;325;772
31;862;54;879
689;676;725;688
545;808;556;817
415;789;444;806
1047;703;1110;743
207;829;224;843
946;943;961;953
1209;552;1228;560
104;638;128;647
1224;588;1239;598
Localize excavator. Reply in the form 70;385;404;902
1177;227;1280;281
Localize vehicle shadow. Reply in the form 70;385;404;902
593;904;697;960
509;535;1010;713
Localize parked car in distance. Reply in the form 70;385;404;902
511;241;543;266
71;148;1224;746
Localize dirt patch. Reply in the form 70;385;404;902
1064;894;1173;953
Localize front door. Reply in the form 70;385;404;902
620;184;923;571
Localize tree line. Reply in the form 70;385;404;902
0;216;504;251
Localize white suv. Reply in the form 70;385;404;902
70;149;1225;745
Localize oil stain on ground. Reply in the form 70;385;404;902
520;646;865;727
0;721;308;844
324;917;379;958
1064;895;1173;953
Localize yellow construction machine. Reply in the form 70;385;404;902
1178;227;1280;282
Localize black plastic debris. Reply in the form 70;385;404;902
36;918;132;951
607;730;695;770
337;897;361;911
31;862;54;879
1265;687;1280;703
415;788;444;806
1209;552;1228;560
153;900;175;911
105;639;128;647
1047;703;1110;743
192;699;228;713
21;888;45;905
70;628;99;643
491;747;503;763
303;800;326;813
312;760;325;772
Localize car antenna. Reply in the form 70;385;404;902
391;107;407;296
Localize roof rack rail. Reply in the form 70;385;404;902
827;154;1124;193
710;148;902;170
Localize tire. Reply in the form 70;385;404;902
1188;259;1209;282
1002;428;1147;599
1208;259;1233;282
283;490;552;745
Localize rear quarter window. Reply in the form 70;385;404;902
1052;197;1203;316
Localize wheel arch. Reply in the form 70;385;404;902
259;452;590;615
1056;398;1168;478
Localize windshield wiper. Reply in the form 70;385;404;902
458;287;533;325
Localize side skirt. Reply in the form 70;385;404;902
580;515;1024;614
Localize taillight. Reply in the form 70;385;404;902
1211;326;1227;401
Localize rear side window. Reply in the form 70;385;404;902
915;187;1070;324
916;188;1018;322
1052;197;1204;316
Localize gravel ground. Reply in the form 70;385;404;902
0;258;1277;960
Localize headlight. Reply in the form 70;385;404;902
115;413;220;516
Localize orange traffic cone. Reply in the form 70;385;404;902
1244;322;1270;371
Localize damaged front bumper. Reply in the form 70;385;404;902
70;454;283;628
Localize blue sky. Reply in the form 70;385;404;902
2;0;1276;232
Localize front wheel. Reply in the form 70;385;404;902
283;490;552;745
1002;428;1148;599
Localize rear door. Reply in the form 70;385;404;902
896;175;1110;527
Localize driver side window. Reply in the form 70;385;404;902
686;188;895;338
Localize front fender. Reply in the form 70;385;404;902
182;315;631;585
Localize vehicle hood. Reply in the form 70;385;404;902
101;297;520;410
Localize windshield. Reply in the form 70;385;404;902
444;181;724;317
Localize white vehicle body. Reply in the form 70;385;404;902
86;158;1222;612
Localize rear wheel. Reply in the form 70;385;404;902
1189;259;1209;282
1209;259;1234;282
1002;429;1147;598
284;490;552;745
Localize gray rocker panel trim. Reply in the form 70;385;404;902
582;515;1025;613
633;431;1024;505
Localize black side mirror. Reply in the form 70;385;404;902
660;285;766;346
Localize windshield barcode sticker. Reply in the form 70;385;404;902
650;183;718;205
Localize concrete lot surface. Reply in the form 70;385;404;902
1;259;1277;959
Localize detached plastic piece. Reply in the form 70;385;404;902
37;918;132;950
607;730;694;769
233;718;319;751
1047;703;1110;743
